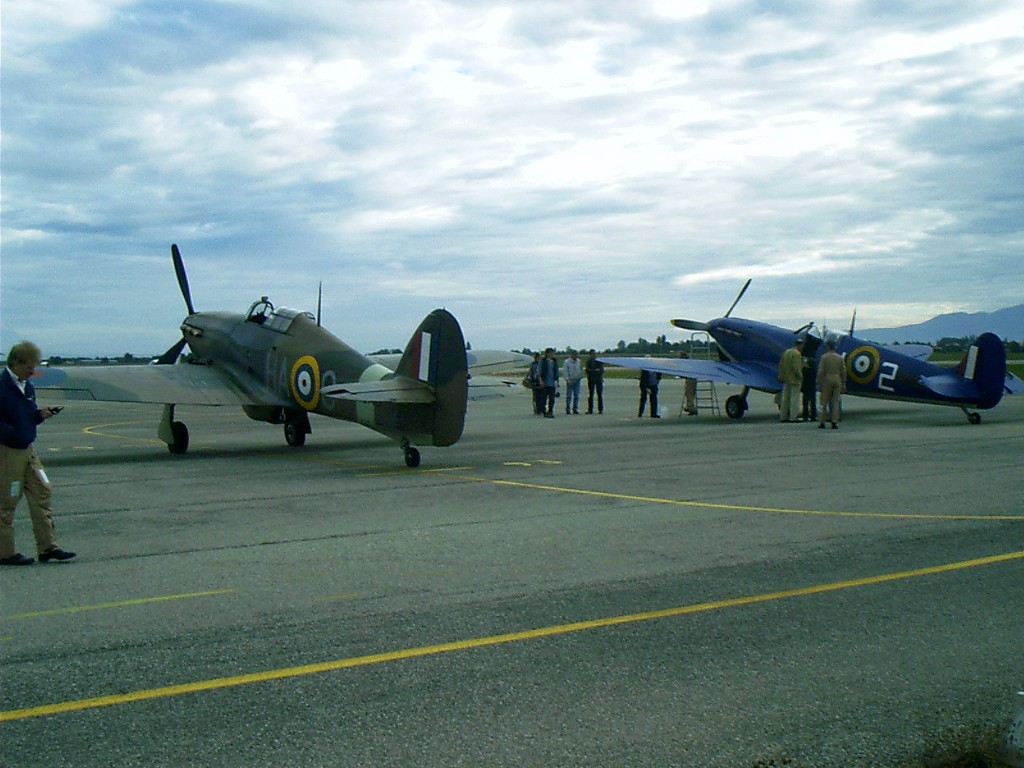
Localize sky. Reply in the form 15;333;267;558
2;0;1023;358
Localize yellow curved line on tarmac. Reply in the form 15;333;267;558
82;421;163;445
5;589;235;621
439;472;1024;521
2;550;1021;722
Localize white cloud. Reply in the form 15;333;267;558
2;0;1023;356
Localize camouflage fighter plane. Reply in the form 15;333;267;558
33;245;529;467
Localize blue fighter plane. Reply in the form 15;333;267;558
600;281;1023;424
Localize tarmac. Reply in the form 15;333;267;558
2;379;1023;767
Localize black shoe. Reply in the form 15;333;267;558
831;423;838;430
39;547;76;563
0;553;35;566
818;423;825;429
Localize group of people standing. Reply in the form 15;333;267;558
777;338;847;428
526;349;605;418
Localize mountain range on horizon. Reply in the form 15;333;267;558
859;303;1024;344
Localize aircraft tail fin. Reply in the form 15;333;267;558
395;309;469;446
957;332;1006;410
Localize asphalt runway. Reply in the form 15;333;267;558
2;379;1023;767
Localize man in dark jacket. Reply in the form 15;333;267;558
638;368;662;418
1;341;76;565
585;349;604;414
537;348;559;418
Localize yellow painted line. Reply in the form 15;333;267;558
83;422;162;446
437;472;1024;521
2;550;1021;722
4;589;235;621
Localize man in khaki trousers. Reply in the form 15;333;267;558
1;341;76;566
817;340;847;430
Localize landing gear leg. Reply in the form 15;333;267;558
284;409;311;447
401;438;421;468
159;403;190;454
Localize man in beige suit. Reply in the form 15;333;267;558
777;339;804;422
817;340;846;429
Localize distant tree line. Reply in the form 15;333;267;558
27;336;1022;367
519;335;1022;358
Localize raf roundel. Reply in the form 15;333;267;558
290;355;321;411
846;345;880;385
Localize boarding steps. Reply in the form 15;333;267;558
679;332;720;417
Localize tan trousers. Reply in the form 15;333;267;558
780;382;801;421
0;444;57;558
819;381;843;425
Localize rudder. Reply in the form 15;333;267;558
958;332;1006;410
396;309;469;446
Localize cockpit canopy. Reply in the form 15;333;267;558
245;297;315;333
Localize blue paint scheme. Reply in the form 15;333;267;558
601;313;1018;424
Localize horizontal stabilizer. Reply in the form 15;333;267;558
1003;371;1024;395
919;373;978;400
321;377;435;403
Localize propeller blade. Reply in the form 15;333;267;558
171;243;195;315
671;319;711;332
317;281;323;327
154;338;187;365
723;278;751;318
849;308;857;336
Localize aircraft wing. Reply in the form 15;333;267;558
467;374;523;400
885;344;932;361
465;350;532;373
598;357;781;392
32;362;280;406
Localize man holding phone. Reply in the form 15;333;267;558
0;340;76;566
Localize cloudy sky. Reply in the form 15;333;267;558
3;0;1023;357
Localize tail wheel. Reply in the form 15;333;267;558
725;395;747;420
967;412;981;425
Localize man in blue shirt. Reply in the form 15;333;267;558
1;341;76;566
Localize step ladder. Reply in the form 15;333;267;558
679;332;721;417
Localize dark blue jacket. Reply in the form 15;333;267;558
0;369;43;449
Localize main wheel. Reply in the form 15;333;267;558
284;420;307;447
167;421;189;454
967;412;981;425
404;447;421;468
725;395;747;420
